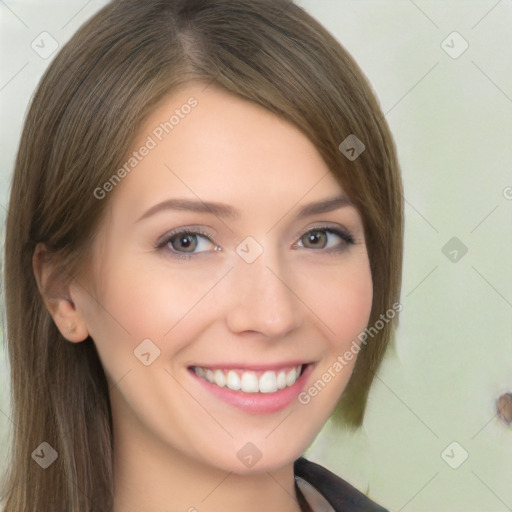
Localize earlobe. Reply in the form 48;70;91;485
32;242;90;343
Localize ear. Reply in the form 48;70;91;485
32;242;90;343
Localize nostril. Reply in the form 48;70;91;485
496;392;512;426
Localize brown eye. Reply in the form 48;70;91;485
298;227;354;251
156;229;218;259
302;230;327;249
169;233;198;252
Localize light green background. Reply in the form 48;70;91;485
1;1;511;511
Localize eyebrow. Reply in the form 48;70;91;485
135;194;353;223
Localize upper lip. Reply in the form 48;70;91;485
189;361;311;371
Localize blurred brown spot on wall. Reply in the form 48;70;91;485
496;392;512;426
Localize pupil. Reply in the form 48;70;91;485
307;231;325;247
177;234;195;251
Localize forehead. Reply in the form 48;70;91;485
109;82;344;219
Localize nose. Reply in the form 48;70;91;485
225;245;303;338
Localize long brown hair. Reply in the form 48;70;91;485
1;0;403;510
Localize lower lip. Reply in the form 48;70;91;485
189;364;314;414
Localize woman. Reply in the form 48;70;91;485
1;0;403;510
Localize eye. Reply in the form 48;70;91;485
156;228;219;259
295;226;354;252
155;225;355;260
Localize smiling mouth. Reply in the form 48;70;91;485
190;364;307;394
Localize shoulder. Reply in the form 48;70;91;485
294;456;390;512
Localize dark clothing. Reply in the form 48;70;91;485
294;457;389;512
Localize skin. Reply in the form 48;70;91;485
34;83;373;512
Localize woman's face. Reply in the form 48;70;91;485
72;83;373;474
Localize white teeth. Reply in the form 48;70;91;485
205;369;215;384
240;372;259;393
226;370;241;391
214;369;226;388
259;371;278;393
194;365;303;394
276;371;287;390
285;367;297;387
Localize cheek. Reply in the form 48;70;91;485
295;260;372;424
305;255;373;349
80;253;228;385
88;256;212;339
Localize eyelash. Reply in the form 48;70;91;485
155;225;355;260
